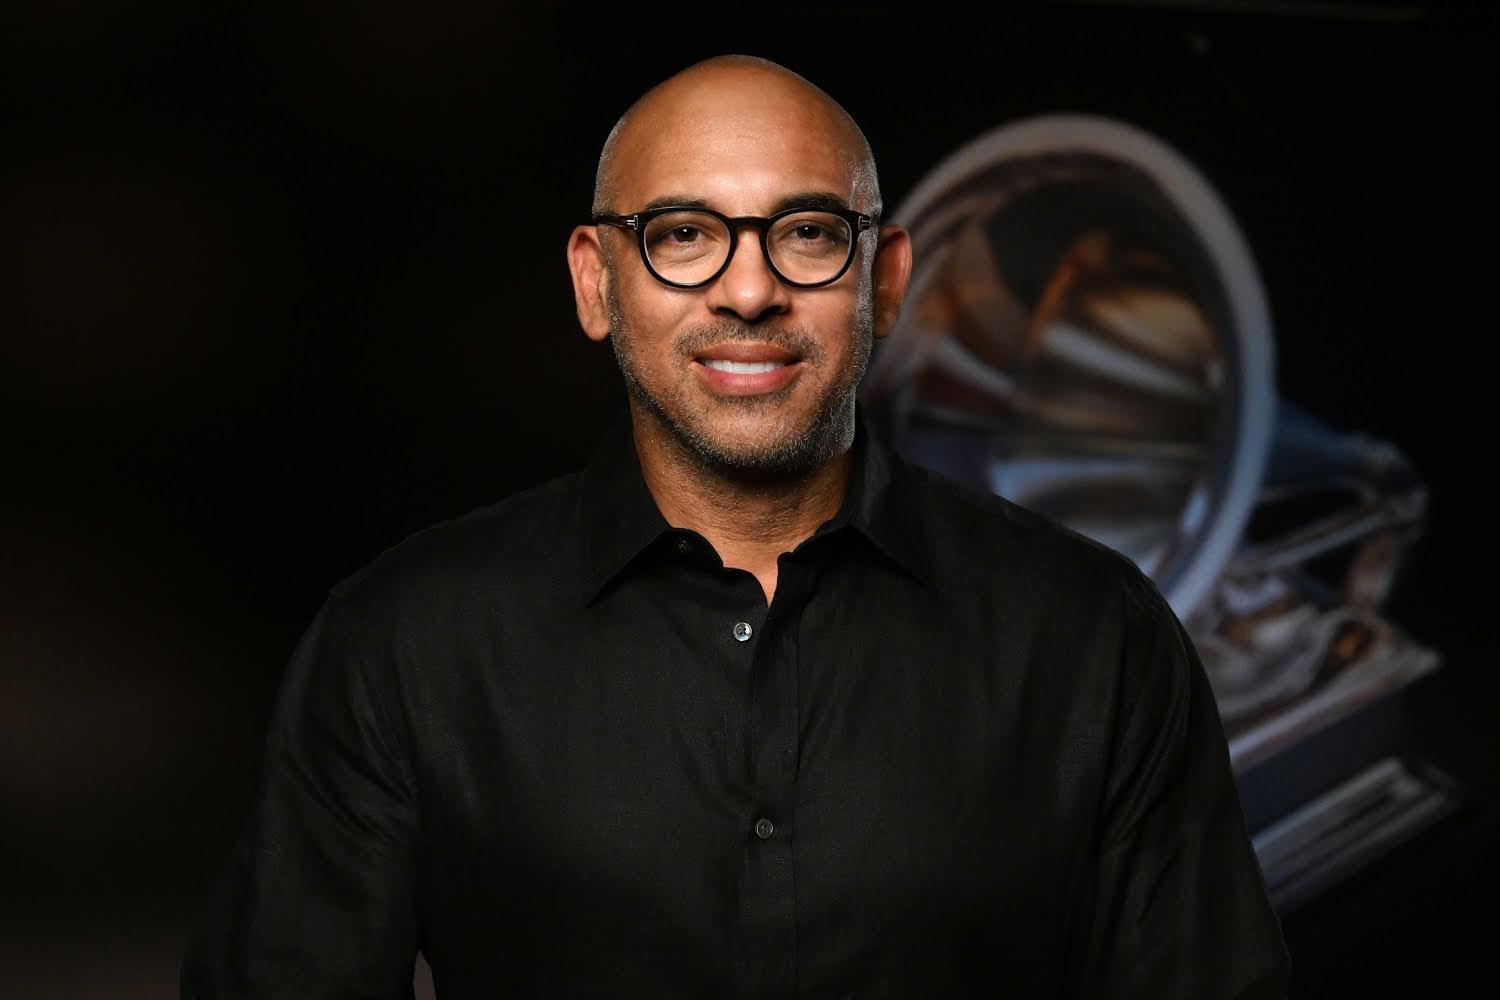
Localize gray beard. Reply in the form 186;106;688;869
606;284;871;481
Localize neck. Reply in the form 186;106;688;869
629;406;854;606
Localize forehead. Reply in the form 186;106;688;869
612;75;858;214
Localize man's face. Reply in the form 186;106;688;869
598;80;877;477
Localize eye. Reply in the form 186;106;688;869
642;211;727;259
792;223;831;241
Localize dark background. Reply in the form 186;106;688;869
2;1;1493;996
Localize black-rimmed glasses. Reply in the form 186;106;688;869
592;204;878;289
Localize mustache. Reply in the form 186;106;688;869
672;321;822;361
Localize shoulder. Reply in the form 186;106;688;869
890;454;1160;619
891;455;1194;732
325;468;584;618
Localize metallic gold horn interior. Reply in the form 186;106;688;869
863;115;1276;622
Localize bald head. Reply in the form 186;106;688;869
591;55;881;221
565;54;915;472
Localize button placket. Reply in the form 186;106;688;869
731;566;801;994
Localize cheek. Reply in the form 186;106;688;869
613;282;692;365
809;295;867;354
620;269;695;323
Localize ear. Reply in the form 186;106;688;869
567;224;613;342
871;224;913;341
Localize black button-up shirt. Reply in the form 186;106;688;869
183;410;1290;998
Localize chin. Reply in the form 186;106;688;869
620;355;857;477
681;400;854;479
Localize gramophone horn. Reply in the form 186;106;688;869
863;114;1276;622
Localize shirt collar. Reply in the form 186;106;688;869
576;404;934;605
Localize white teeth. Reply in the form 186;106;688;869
703;359;787;374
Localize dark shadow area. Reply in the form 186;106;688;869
2;2;1491;995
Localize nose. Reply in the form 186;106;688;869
702;226;791;323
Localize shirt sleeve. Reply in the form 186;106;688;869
181;591;421;999
1080;573;1291;999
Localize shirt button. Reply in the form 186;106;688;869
754;817;775;840
732;621;753;642
675;537;692;555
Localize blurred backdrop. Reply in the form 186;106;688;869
1;1;1493;996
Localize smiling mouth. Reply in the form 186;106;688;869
690;343;804;396
700;359;789;374
692;342;803;367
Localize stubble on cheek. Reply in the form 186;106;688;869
601;268;874;476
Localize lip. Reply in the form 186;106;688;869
691;343;804;396
694;343;802;364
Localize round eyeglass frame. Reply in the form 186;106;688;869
592;204;879;289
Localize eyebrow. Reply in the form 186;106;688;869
639;194;710;212
635;191;856;215
769;191;854;215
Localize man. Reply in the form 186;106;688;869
183;55;1290;997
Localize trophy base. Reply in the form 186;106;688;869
1231;643;1458;913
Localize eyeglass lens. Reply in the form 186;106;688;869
641;210;854;286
